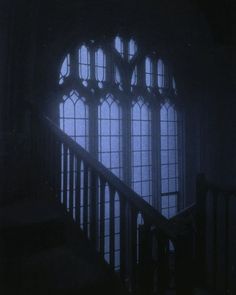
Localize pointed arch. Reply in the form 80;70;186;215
160;102;179;218
131;97;152;205
78;45;90;81
59;54;70;85
60;90;89;150
98;94;123;179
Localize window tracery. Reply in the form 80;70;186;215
58;37;182;218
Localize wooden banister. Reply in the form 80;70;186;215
32;111;195;295
42;115;178;240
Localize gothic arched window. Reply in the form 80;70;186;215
98;94;123;179
58;37;183;220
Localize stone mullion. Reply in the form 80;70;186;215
151;99;161;211
122;98;132;186
89;94;98;158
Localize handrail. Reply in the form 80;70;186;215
169;203;196;234
42;115;178;240
196;173;236;196
207;183;236;196
170;203;195;223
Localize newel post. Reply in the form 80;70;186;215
195;173;208;287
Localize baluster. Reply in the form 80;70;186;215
99;179;106;255
212;190;218;291
45;128;50;180
109;186;115;269
48;129;52;183
75;157;81;224
156;231;169;295
175;229;194;295
62;144;68;208
38;124;42;173
49;131;53;187
83;164;88;237
56;139;61;199
90;170;98;246
128;205;137;292
69;150;74;216
224;195;229;294
50;132;54;187
44;127;48;171
138;221;153;295
43;127;47;178
50;133;55;193
196;173;207;286
120;195;127;282
52;135;57;191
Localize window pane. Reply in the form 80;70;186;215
60;91;89;150
128;39;137;60
78;45;90;80
59;54;70;84
131;66;137;86
98;94;122;179
145;57;152;87
114;36;124;57
95;48;106;82
160;102;179;219
131;97;152;204
115;66;121;84
157;59;167;89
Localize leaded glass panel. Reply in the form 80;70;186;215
131;97;152;205
160;102;178;219
78;45;90;82
59;54;70;85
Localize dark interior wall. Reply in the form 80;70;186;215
0;0;235;204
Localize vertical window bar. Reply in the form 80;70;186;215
151;100;161;210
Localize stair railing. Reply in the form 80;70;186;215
195;174;236;295
32;112;191;295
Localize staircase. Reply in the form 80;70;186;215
0;196;127;295
1;109;235;295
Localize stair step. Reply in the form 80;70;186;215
0;197;67;259
194;288;210;295
0;197;66;228
18;246;122;295
0;197;127;295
